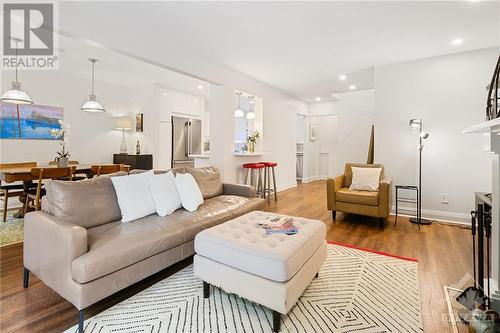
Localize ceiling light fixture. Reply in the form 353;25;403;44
81;58;105;112
339;75;347;81
246;96;256;119
349;85;356;90
315;96;322;101
1;38;33;105
197;84;204;90
234;91;244;117
451;38;463;46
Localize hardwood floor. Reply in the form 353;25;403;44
0;180;470;332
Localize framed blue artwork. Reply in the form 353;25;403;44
0;102;63;140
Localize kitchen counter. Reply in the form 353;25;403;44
233;152;267;157
189;154;210;159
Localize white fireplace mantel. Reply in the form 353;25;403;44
464;117;500;312
463;117;500;134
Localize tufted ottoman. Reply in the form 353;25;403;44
193;211;327;332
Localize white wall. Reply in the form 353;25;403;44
304;90;375;181
58;7;309;191
375;48;498;222
330;90;375;176
0;70;132;164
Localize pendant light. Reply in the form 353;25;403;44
246;95;256;119
234;91;244;117
1;38;33;105
81;58;105;112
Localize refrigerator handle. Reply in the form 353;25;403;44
188;120;192;156
184;121;189;158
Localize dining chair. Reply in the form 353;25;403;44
91;164;130;177
24;166;75;213
0;162;37;222
48;161;86;180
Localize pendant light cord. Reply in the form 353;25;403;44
90;59;96;95
13;38;20;83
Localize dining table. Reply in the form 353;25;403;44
0;164;93;183
0;164;93;218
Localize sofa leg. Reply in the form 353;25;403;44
203;281;210;298
23;267;29;288
78;310;84;333
315;272;319;278
332;210;336;221
379;218;385;228
272;310;281;332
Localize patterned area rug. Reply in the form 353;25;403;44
65;243;423;333
0;210;24;246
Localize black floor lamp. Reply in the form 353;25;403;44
409;118;433;225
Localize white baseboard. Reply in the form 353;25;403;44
277;182;298;192
391;205;470;225
301;176;326;183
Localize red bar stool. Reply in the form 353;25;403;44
260;162;278;202
242;163;265;197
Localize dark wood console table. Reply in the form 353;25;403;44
113;154;153;170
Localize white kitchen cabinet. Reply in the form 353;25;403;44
172;91;204;118
158;90;205;121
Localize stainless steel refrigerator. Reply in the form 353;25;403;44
171;116;202;168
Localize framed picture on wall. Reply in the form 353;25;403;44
0;102;63;140
309;123;317;141
136;113;143;132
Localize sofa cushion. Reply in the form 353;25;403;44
175;173;204;212
44;171;126;228
336;187;379;206
186;167;223;199
111;170;156;223
349;167;382;191
72;195;266;283
182;195;266;240
129;167;186;175
149;172;182;216
344;163;384;187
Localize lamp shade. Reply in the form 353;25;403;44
409;119;421;128
1;82;33;104
246;111;256;119
114;116;132;130
82;94;105;113
234;109;244;117
420;131;429;139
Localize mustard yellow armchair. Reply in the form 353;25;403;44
327;163;392;226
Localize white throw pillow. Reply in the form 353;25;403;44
349;167;382;191
111;170;156;222
148;172;182;217
175;173;204;212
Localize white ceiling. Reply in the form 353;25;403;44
59;1;499;103
57;34;211;99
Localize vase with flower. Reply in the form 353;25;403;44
50;120;71;167
246;130;260;153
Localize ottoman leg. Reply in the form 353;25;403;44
203;281;210;298
272;310;281;332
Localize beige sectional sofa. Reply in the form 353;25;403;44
23;167;265;332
